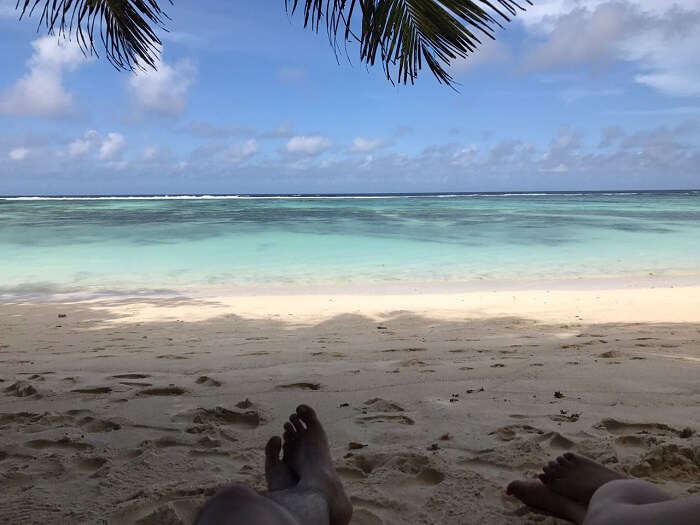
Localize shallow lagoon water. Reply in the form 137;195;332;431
1;191;699;296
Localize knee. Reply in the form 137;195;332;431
584;479;672;525
591;479;670;507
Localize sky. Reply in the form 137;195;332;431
0;0;699;195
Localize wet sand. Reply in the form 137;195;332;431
1;282;699;524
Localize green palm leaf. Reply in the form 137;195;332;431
15;0;171;70
287;0;530;85
14;1;530;85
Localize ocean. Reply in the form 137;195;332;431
1;191;699;298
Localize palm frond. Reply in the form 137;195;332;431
287;0;531;86
15;0;172;70
14;1;529;84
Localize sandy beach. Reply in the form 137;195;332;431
1;280;699;524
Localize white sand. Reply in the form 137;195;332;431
1;281;699;524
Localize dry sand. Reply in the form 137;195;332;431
1;282;699;524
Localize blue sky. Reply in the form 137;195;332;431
1;0;699;195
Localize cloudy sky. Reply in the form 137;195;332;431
1;0;699;195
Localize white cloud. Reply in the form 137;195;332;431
99;133;126;160
228;139;259;163
0;36;90;118
285;135;332;156
520;1;700;96
349;137;386;153
523;3;634;70
451;144;478;167
67;130;126;161
128;54;196;116
138;145;174;164
8;147;31;161
68;130;100;158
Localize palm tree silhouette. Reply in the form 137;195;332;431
14;1;530;86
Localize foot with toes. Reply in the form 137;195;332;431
266;405;353;525
507;453;624;524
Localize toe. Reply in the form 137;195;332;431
265;436;282;462
563;452;578;462
289;413;305;433
283;422;296;438
507;480;533;498
296;404;319;428
556;455;573;469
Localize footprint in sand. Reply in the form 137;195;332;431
77;416;121;433
138;386;187;396
311;351;346;358
140;437;193;449
599;350;624;359
596;418;691;438
400;359;429;368
537;431;576;450
4;381;38;397
25;437;93;451
112;374;151;380
276;382;321;391
71;387;113;394
73;456;108;472
490;424;544;442
381;347;427;353
629;443;700;480
195;376;222;387
398;467;446;487
363;398;404;413
356;414;415;426
174;407;262;429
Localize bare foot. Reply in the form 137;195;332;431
265;436;298;491
283;405;353;525
541;452;625;503
507;480;587;524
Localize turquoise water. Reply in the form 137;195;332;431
1;192;699;297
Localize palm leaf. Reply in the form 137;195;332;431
287;0;531;86
14;1;530;84
15;0;171;70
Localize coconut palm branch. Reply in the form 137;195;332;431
15;0;171;70
14;0;530;85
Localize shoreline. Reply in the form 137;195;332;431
2;273;700;303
